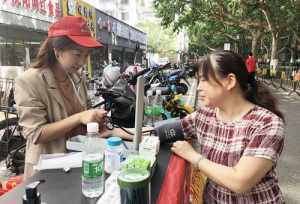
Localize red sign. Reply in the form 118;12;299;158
23;0;30;8
12;0;21;6
55;2;60;17
40;0;46;14
2;0;60;17
31;0;39;10
48;0;54;16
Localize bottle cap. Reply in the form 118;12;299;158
87;122;99;133
106;136;122;146
171;84;176;92
146;90;153;96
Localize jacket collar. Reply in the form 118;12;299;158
40;67;87;109
40;67;57;88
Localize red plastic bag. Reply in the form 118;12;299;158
0;188;8;196
156;153;188;204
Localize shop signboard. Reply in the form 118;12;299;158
96;10;111;44
107;17;130;40
61;0;97;78
97;11;110;31
0;0;60;22
116;22;129;39
224;43;231;51
95;8;146;49
140;44;146;50
130;29;146;45
61;0;96;38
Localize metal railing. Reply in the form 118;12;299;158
257;66;300;96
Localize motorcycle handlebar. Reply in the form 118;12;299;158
128;68;151;84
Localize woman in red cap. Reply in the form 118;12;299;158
14;16;108;179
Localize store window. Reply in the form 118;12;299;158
121;12;129;21
125;51;134;65
0;40;24;66
0;39;40;67
90;46;108;77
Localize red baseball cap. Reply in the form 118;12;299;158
48;16;102;48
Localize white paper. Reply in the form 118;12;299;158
67;135;134;152
66;135;87;152
67;135;107;152
34;152;83;171
97;171;121;204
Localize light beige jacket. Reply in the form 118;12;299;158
14;67;89;179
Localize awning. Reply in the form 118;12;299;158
0;23;47;42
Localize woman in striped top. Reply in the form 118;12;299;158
171;51;285;203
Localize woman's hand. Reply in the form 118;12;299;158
99;129;112;138
79;109;107;125
171;141;200;164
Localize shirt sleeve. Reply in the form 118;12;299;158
243;117;285;164
181;110;198;140
14;76;48;144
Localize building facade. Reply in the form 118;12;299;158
98;0;138;26
63;0;147;76
1;0;146;78
95;8;147;72
0;0;61;74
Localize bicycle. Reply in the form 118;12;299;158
0;78;26;174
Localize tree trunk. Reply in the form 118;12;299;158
261;38;270;62
260;6;278;68
270;33;279;68
250;30;262;57
290;48;295;63
290;33;298;63
251;38;258;57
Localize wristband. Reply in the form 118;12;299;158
193;154;205;168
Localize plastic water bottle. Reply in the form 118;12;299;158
82;122;104;198
153;89;163;124
104;137;123;174
171;84;177;95
144;90;154;126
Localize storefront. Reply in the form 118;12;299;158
1;0;147;77
96;9;147;73
61;0;99;77
0;0;61;76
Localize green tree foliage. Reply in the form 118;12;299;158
239;0;300;62
137;20;177;61
154;0;300;62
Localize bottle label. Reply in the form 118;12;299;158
105;151;121;173
82;160;103;178
152;106;163;116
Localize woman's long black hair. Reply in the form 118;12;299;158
198;51;284;121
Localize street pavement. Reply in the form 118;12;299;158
272;87;300;204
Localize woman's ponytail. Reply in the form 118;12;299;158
246;81;285;122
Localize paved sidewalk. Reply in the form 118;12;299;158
272;87;300;204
